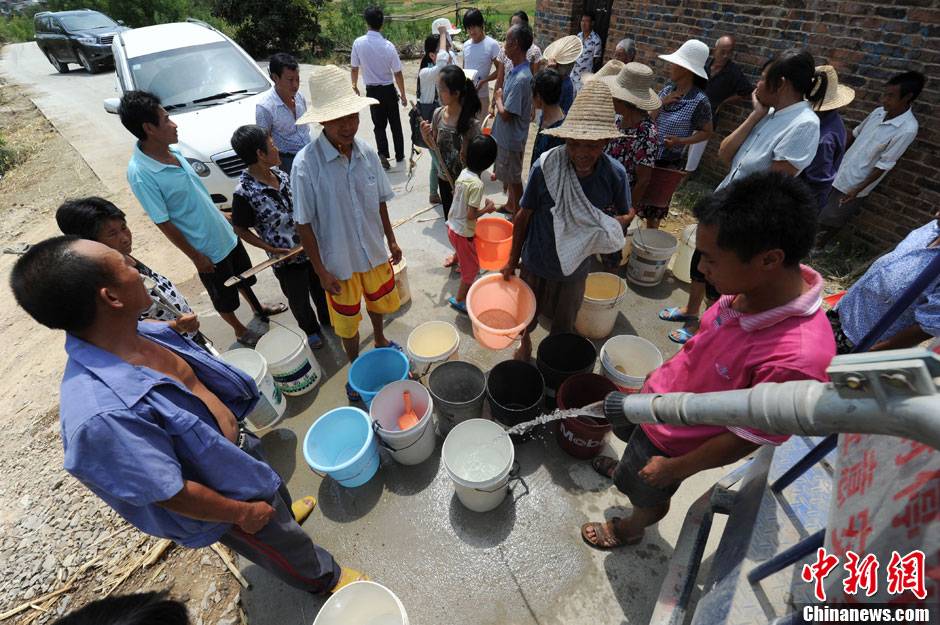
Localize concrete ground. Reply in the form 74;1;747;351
1;44;742;625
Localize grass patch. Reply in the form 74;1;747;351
0;131;22;177
809;239;877;286
0;12;35;43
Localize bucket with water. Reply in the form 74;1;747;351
466;273;536;350
427;361;487;435
600;335;663;393
347;348;411;408
486;360;544;439
672;224;697;284
535;332;597;400
474;218;513;271
555;373;618;458
574;272;628;339
406;321;459;377
369;380;436;466
626;229;679;287
303;407;379;487
255;325;321;396
220;348;286;430
313;581;409;625
442;419;515;512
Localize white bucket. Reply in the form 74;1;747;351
672;224;697;284
369;380;437;466
626;229;679;287
255;326;321;396
574;273;628;339
220;349;286;430
442;419;514;512
600;335;663;393
393;258;410;305
313;581;409;625
598;218;641;266
406;320;459;377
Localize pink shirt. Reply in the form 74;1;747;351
642;265;836;457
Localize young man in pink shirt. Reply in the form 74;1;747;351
582;170;836;549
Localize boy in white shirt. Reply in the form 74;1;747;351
461;8;501;117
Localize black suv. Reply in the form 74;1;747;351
34;9;128;74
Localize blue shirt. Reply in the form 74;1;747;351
60;323;280;548
837;220;940;345
559;78;574;114
255;87;311;155
128;144;237;264
800;110;847;211
491;61;532;152
520;153;631;281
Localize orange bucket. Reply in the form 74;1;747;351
481;114;494;135
474;217;513;270
466;273;536;350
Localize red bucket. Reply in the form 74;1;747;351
555;373;618;458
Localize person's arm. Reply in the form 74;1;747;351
491;62;506;112
378;201;402;264
154;221;215;274
394;71;407;106
467;197;496;221
715;93;742;116
664;120;713;149
495;88;513;122
156;480;274;534
871;324;931;351
232;225;290;256
255;102;273;132
297;222;340;296
632;163;653;208
500;208;532;280
350;66;360;95
637;431;758;488
717;89;768;163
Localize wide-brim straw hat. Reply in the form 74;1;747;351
601;62;662;111
542;80;622;141
543;35;583;65
658;39;709;79
814;65;855;111
296;65;378;125
581;59;624;84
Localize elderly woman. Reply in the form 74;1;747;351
651;39;713;169
55;196;200;339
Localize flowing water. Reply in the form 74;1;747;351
505;401;607;436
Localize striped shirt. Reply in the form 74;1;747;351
255;87;311;155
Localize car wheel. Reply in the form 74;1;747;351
76;49;99;74
46;50;69;74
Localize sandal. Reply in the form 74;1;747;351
331;567;370;593
669;327;696;344
448;297;467;314
443;254;458;268
581;518;643;550
591;456;619;479
345;382;361;402
308;333;324;350
258;302;288;316
236;328;262;347
658;307;698;322
378;340;404;352
291;497;317;524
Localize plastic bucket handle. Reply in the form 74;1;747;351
371;421;425;453
474;459;521;492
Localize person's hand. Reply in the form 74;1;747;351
420;120;433;142
269;247;292;256
617;207;636;227
352;84;360;96
839;189;859;205
662;135;682;148
388;241;403;265
662;91;683;107
751;88;769;117
438;25;449;35
192;252;215;274
500;259;517;281
484;198;496;214
545;58;558;69
317;269;342;296
171;313;200;334
494;88;503;105
637;455;684;488
236;500;276;534
400;92;408;107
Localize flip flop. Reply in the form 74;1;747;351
669;327;696;344
581;518;643;550
378;340;404;352
448;297;467;314
331;567;370;593
236;328;262;347
308;333;324;350
658;307;699;322
443;254;458;268
591;456;619;479
259;303;288;316
291;497;317;524
345;382;361;402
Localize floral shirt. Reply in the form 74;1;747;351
133;257;196;339
231;168;306;268
605;116;659;189
497;43;542;72
432;107;482;183
572;30;603;91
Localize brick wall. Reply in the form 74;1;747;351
535;0;939;252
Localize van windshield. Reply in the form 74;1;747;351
128;41;269;109
59;13;117;31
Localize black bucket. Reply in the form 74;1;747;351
427;361;487;435
536;333;597;399
486;360;544;441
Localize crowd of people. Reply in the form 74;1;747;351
9;4;935;613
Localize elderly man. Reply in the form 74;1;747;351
501;80;634;361
614;38;637;64
10;236;367;594
255;52;310;175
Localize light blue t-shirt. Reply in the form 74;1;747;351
491;61;532;153
127;144;237;264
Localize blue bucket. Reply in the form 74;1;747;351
303;407;379;487
347;348;411;408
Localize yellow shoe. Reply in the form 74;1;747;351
331;567;370;593
291;496;317;524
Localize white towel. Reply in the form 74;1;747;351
541;147;626;276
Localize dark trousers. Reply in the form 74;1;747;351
219;432;340;594
366;83;404;160
438;176;454;221
273;262;331;336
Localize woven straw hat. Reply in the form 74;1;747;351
813;65;855;112
581;59;624;84
601;62;662;111
543;35;583;65
542;80;622;141
658;39;709;79
296;65;378;125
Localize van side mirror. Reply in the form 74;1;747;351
103;98;120;114
117;20;125;25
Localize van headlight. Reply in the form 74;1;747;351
77;37;97;45
185;158;211;177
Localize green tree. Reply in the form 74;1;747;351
209;0;324;57
44;0;196;28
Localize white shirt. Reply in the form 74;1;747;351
292;133;395;280
418;53;449;103
716;100;820;191
351;31;403;86
462;35;500;97
572;31;603;91
833;106;918;197
446;169;486;237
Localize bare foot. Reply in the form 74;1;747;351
582;518;644;548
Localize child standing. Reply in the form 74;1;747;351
446;135;499;312
530;68;567;164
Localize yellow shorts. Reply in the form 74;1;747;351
328;262;401;339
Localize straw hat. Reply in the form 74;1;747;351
542;80;622;141
813;65;855;111
658;39;709;79
296;65;378;125
601;62;662;111
543;35;583;65
581;59;624;83
431;17;460;35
